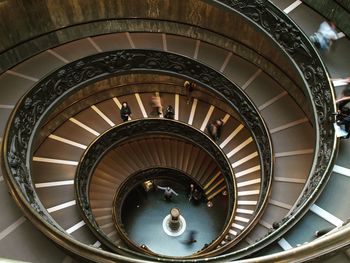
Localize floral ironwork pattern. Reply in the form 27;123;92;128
208;0;337;257
4;48;272;210
75;120;236;253
1;0;335;261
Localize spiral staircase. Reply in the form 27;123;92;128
1;0;350;262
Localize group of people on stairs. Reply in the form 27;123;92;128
120;98;175;121
119;82;225;142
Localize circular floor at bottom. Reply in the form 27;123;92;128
121;181;229;257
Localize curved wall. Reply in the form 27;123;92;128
0;0;304;90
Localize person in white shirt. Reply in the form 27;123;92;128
157;185;178;201
310;21;338;50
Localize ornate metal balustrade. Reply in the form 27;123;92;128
2;47;272;261
112;167;205;252
75;127;234;257
1;0;338;261
202;0;337;259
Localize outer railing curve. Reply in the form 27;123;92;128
203;0;338;258
75;119;236;258
1;0;338;261
2;48;272;262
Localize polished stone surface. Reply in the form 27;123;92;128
121;180;228;257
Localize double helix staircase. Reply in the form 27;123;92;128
0;0;349;262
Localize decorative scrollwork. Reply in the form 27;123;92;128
75;119;236;254
211;0;336;258
112;168;221;255
4;49;272;238
2;0;334;261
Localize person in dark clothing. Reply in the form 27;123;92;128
207;119;224;141
164;105;175;119
120;101;132;122
182;230;197;245
192;188;202;202
188;230;197;243
336;106;350;139
314;227;333;237
337;116;350;139
337;99;350;112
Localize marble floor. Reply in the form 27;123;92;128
121;180;229;257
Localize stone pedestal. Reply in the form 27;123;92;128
162;207;186;236
169;208;180;231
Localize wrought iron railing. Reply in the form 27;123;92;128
75;119;236;256
2;47;273;258
1;0;338;261
202;0;338;259
111;167;224;256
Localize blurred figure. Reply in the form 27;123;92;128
151;95;163;117
207;119;224;141
184;81;196;104
315;227;333;238
188;183;195;202
310;21;338;51
156;185;178;201
335;97;350;115
120;101;132;122
192;188;202;202
188;183;202;203
331;76;350;87
182;230;197;244
164;105;175;119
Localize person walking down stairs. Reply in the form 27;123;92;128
151;95;163;117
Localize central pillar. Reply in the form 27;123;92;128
169;208;181;231
162;207;186;236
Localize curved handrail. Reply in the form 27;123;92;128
75;119;236;257
36;79;242;146
112;166;211;256
0;0;337;257
2;0;337;260
112;167;225;257
2;48;272;262
0;17;312;123
3;0;338;258
200;0;337;258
